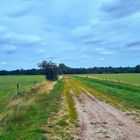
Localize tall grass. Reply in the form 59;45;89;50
0;80;63;140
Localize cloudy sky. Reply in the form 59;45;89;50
0;0;140;70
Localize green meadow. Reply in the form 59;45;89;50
0;75;45;99
84;74;140;86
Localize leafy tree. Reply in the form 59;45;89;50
58;63;70;74
38;61;58;81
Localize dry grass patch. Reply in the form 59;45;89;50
8;98;23;108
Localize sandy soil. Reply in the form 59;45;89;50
33;81;56;93
8;98;23;107
71;85;140;140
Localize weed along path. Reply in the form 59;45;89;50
66;78;140;140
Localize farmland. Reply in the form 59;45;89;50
81;73;140;86
0;75;45;99
0;74;140;139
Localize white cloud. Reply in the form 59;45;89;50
0;0;139;69
0;25;8;34
99;58;105;61
95;47;116;55
17;34;42;45
0;61;7;65
0;30;42;47
3;45;17;54
72;25;91;36
36;49;46;55
127;46;140;51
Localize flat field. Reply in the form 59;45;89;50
81;73;140;86
0;75;45;99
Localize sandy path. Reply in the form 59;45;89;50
70;83;140;140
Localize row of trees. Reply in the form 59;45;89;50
58;64;140;74
39;62;140;79
0;61;140;80
0;69;44;75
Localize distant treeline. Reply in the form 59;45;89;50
0;69;44;75
0;64;140;75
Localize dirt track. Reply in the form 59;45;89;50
69;82;140;140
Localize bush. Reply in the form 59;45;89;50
38;61;58;81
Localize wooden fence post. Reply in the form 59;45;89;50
17;83;19;93
34;81;37;86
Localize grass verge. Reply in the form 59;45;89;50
63;79;77;123
0;80;63;140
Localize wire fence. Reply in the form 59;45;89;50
15;81;38;94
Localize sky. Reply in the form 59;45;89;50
0;0;140;70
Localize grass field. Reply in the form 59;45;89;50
0;75;45;99
73;75;140;110
0;74;140;139
82;74;140;86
